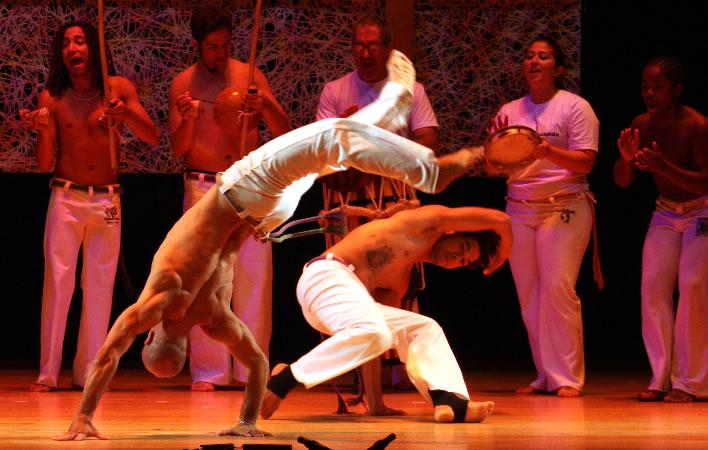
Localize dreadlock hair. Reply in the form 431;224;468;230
351;16;392;47
644;55;685;87
190;5;233;43
47;20;114;98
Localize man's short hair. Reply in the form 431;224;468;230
190;5;233;43
351;17;392;46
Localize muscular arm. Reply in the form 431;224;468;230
252;69;290;138
54;271;181;441
36;91;57;172
204;314;270;437
168;78;197;157
111;76;159;146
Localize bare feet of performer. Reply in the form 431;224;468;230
516;385;582;397
664;389;695;403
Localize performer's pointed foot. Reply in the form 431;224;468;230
386;49;415;94
434;400;494;423
260;363;289;419
435;146;486;192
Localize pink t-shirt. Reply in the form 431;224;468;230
496;89;599;200
316;71;439;137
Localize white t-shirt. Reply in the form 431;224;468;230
496;89;599;200
316;70;439;137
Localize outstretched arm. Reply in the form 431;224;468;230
54;271;180;441
404;205;512;275
202;314;271;437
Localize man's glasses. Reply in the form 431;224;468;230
352;42;384;53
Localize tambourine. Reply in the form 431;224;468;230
484;125;541;170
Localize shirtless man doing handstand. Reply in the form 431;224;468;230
263;204;511;423
55;50;487;440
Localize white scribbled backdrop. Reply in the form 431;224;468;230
0;1;579;173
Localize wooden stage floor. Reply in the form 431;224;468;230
0;369;705;449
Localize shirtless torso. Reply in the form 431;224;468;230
35;74;157;183
169;58;289;171
327;205;509;303
630;106;707;201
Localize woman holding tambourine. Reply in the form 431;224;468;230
488;36;601;398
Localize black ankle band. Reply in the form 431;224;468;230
429;389;467;423
267;366;299;399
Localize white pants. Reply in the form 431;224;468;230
37;184;121;387
184;177;273;384
292;257;469;402
220;83;439;234
642;197;707;396
506;194;591;391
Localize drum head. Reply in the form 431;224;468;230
484;125;540;170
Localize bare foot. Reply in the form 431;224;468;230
30;382;56;392
436;147;485;192
367;404;406;416
665;389;694;403
461;146;487;176
556;386;582;398
434;400;494;423
515;385;543;395
638;389;665;402
385;50;415;94
260;363;289;419
191;381;215;392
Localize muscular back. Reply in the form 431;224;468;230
143;187;250;331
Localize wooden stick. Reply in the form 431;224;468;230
97;0;118;171
238;0;263;156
